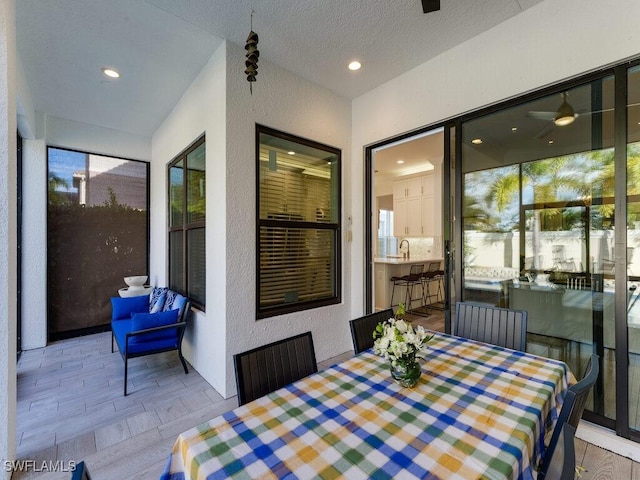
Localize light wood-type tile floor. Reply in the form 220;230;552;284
12;318;640;479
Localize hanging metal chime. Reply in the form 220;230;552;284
245;28;259;94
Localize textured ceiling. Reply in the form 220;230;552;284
16;0;543;138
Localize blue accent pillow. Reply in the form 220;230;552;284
111;295;150;321
163;292;187;317
129;309;180;344
149;287;168;311
150;293;166;314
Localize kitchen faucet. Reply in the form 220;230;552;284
399;239;410;259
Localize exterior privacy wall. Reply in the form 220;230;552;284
151;41;352;397
349;0;640;314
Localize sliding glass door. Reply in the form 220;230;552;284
627;66;640;435
460;75;618;428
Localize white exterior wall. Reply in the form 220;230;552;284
152;41;352;397
151;43;227;395
20;137;46;349
224;42;352;396
350;0;640;314
0;0;17;476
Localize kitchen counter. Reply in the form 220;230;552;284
374;258;443;310
374;256;440;265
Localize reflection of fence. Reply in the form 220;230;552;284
464;230;638;275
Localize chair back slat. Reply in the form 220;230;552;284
349;309;394;354
454;301;527;351
234;332;317;406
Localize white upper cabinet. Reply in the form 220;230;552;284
393;173;438;237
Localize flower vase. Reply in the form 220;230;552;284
390;359;422;388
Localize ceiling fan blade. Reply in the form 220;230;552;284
528;111;556;121
535;122;555;140
421;0;440;13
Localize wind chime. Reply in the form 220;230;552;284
245;11;259;94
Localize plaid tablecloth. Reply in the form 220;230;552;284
160;332;571;480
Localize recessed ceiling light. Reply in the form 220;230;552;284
511;127;518;132
348;61;361;71
287;151;295;155
102;68;120;78
548;140;554;144
471;138;483;145
397;160;404;164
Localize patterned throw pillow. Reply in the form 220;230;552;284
163;291;187;317
149;287;168;313
150;293;166;314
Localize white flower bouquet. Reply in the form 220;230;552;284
373;318;433;368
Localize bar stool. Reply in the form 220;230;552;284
421;261;442;308
390;263;425;312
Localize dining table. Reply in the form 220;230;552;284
160;331;573;480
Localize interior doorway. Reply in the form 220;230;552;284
364;128;447;326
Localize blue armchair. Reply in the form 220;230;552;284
111;288;192;395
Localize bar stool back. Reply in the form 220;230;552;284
390;263;425;312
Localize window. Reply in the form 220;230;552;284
256;125;341;318
168;135;205;309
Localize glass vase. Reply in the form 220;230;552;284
390;359;422;388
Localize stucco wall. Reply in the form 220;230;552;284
224;42;352;397
0;0;17;476
151;43;227;395
151;41;352;397
20;138;46;350
349;0;640;315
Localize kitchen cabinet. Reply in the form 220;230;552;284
393;176;423;200
393;174;438;237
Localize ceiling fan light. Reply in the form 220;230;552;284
553;100;575;126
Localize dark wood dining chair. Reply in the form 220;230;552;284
537;354;599;479
233;332;318;406
538;422;576;480
349;308;394;354
454;301;528;351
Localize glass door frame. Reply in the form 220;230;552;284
451;62;637;440
364;57;640;442
364;123;455;332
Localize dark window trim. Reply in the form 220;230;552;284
167;134;206;311
17;130;22;360
255;124;342;319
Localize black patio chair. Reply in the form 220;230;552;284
454;301;528;351
537;354;599;479
538;422;576;480
234;332;318;406
349;308;394;354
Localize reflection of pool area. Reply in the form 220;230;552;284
463;274;640;353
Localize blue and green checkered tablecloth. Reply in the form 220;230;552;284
160;332;572;480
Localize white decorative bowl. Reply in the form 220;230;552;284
119;286;153;298
124;275;148;287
